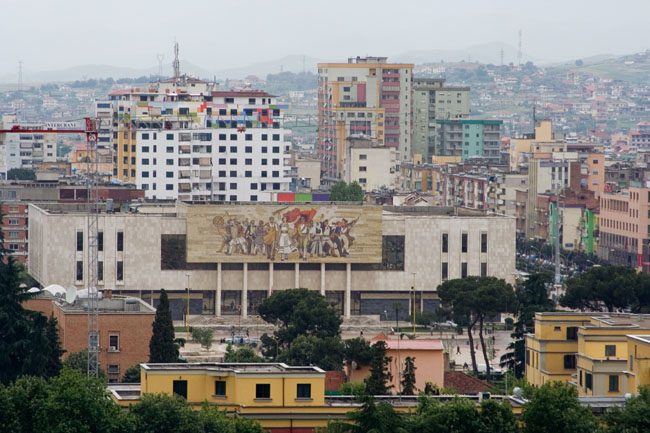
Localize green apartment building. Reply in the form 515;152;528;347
436;119;502;162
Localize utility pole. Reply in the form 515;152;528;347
186;274;191;335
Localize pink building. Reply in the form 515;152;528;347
347;334;445;394
598;187;650;273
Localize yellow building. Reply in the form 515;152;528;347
526;312;650;396
625;335;650;394
509;119;553;171
109;362;524;431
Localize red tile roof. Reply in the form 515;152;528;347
444;371;493;394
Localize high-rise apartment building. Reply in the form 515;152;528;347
106;79;291;201
436;119;502;162
412;79;470;162
317;57;413;184
0;114;58;178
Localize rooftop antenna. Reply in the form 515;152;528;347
173;41;180;80
517;30;523;66
157;53;165;78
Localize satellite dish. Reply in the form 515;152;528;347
513;387;523;398
43;284;66;297
66;286;77;304
27;287;40;293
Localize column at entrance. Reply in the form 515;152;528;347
242;262;248;318
345;263;351;319
216;262;222;317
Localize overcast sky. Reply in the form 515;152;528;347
1;0;648;76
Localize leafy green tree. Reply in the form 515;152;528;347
329;393;406;433
149;289;179;362
122;365;142;383
560;265;637;312
224;344;264;363
191;327;214;350
603;385;650;432
340;381;366;396
36;368;131;433
130;393;198;433
400;356;416;395
259;288;342;364
364;341;393;395
521;381;599;433
2;376;48;433
478;399;518;433
438;276;516;378
7;168;36;180
277;334;344;371
63;350;107;378
343;337;374;368
329;181;365;201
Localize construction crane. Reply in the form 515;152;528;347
0;117;101;377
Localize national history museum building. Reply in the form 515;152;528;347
29;202;515;320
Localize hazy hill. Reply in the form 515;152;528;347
394;41;543;65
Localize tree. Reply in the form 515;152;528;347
438;277;516;378
603;385;650;432
43;314;64;378
191;327;214;350
122;365;142;383
277;335;344;371
0;215;64;384
224;344;264;363
329;393;406;433
149;289;179;362
343;337;374;368
63;350;107;378
36;368;131;433
400;356;416;395
259;288;342;364
364;341;393;395
560;266;638;312
521;381;599;433
501;272;554;378
7;168;36;180
329;181;365;201
130;393;198;433
2;376;48;433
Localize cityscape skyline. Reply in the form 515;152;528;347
1;0;649;78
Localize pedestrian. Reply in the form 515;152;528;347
360;330;364;337
475;342;479;350
456;345;461;354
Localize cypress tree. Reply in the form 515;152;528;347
400;356;416;395
149;289;179;363
364;341;393;395
43;315;64;378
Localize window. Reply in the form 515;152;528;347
142;146;150;152
272;171;279;178
117;232;124;251
245;134;252;141
359;154;367;160
564;354;576;369
272;146;280;153
481;233;487;253
116;261;124;281
256;384;271;399
580;370;583;386
167;146;174;153
461;262;468;278
230;146;237;153
272;158;280;165
566;327;578;341
230;134;237;141
605;345;616;357
76;231;83;251
245;171;252;178
359;166;367;172
230;183;237;189
166;159;174;165
262;134;268;141
109;335;119;351
142;171;150;178
219;134;226;141
442;262;448;280
173;380;188;399
585;373;592;390
251;195;257;201
166;184;173;191
382;235;404;270
230;158;237;165
297;384;311;399
272;134;280;141
215;380;226;397
442;233;448;253
245;159;252;165
609;375;619;392
461;233;468;253
480;262;487;277
98;261;104;281
245;146;252;153
166;134;174;140
142;158;150;165
262;146;268;153
76;261;83;281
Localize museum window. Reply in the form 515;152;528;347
215;380;226;397
382;235;404;271
256;384;271;399
76;231;83;251
480;262;487;277
117;231;124;252
481;233;487;253
98;232;103;252
116;261;124;281
461;232;468;253
98;261;103;281
461;262;467;278
76;260;83;281
297;384;311;399
442;262;448;280
442;233;448;253
173;380;188;399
